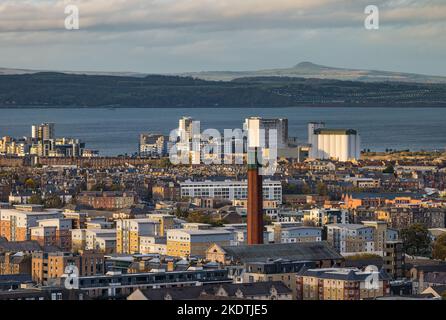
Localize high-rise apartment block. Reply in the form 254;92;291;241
32;123;55;141
244;117;289;149
139;133;168;157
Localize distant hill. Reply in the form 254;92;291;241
177;62;446;83
2;62;446;84
1;72;446;108
0;67;146;78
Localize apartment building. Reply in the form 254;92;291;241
146;213;176;236
242;260;311;299
76;191;137;210
303;208;348;227
166;229;233;258
65;268;229;299
0;251;32;275
0;208;62;241
30;218;72;250
71;229;116;253
116;219;160;254
63;211;88;229
32;250;105;285
326;224;375;255
297;268;391;300
139;236;167;255
279;227;323;244
383;241;404;279
152;182;181;201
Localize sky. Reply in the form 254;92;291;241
0;0;445;75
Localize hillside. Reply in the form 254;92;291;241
0;72;445;108
177;62;446;83
2;62;446;84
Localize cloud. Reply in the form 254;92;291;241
0;0;444;33
0;0;445;75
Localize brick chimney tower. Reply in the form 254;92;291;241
247;147;263;245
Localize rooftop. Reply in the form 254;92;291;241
220;242;343;263
314;128;358;135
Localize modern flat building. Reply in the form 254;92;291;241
139;133;168;157
308;123;360;161
0;208;62;241
166;229;234;258
296;268;391;300
180;180;282;203
139;236;167;255
244;117;289;149
32;250;105;285
279;227;322;244
303;208;348;226
383;241;404;279
146;213;176;237
63;268;230;299
325;224;375;255
71;229;117;253
30;218;72;250
242;261;311;299
0;251;32;275
32;123;55;141
116;219;160;254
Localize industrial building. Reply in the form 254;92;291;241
308;122;361;162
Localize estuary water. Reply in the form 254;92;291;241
0;107;445;156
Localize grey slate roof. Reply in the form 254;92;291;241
298;268;391;282
427;285;446;295
0;274;32;284
0;241;42;253
134;281;291;300
220;241;343;263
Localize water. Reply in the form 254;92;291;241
0;107;445;156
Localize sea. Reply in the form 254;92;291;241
0;107;445;156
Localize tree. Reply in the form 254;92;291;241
283;183;299;195
301;184;312;195
383;165;395;174
263;214;272;226
159;158;172;168
44;195;63;208
432;233;446;261
401;224;431;256
316;182;328;196
24;178;36;190
175;207;188;219
28;194;43;205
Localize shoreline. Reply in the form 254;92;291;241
1;105;446;109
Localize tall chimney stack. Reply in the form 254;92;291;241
247;147;263;245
